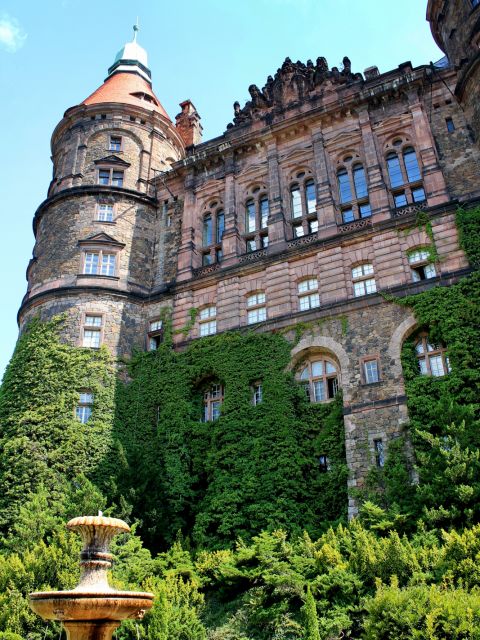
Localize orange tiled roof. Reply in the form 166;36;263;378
82;72;170;121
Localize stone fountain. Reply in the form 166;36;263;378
29;514;154;640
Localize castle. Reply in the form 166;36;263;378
17;2;480;517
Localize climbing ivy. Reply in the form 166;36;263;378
0;317;116;533
108;330;347;551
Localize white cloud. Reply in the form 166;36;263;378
0;14;27;53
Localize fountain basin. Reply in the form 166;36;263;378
29;591;154;621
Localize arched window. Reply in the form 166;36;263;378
336;159;371;224
244;187;269;253
352;263;377;297
415;334;450;377
386;143;426;209
298;358;339;403
202;201;224;265
289;170;318;237
202;383;224;421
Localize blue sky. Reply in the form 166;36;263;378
0;0;443;378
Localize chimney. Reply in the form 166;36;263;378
175;100;203;147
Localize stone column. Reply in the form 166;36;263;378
311;127;337;235
176;170;196;282
221;152;242;266
265;139;288;246
358;106;391;222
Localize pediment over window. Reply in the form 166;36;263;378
78;232;125;248
94;155;131;167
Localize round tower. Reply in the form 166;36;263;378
19;28;185;355
427;0;480;141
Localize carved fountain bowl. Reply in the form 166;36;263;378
29;591;154;621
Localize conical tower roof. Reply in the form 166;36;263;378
82;24;170;121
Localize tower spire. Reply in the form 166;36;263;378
133;18;139;43
106;20;151;84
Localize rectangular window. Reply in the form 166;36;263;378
364;359;380;384
260;234;269;248
84;252;99;274
293;223;304;237
252;383;263;406
429;354;446;377
82;315;102;348
247;307;267;324
338;171;353;204
353;278;377;297
359;203;372;218
387;156;404;188
299;293;320;311
412;187;426;203
260;198;269;228
85;314;102;327
148;319;163;351
291;187;302;219
83;252;116;276
446;117;455;133
76;391;93;423
246;239;257;253
97;204;114;222
109;136;122;151
112;171;124;187
394;192;408;208
342;209;355;223
318;455;330;472
305;181;317;214
98;169;110;185
199;306;217;336
100;254;116;276
246;201;256;233
308;219;319;234
374;439;385;467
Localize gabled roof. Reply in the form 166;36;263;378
94;155;131;167
78;233;125;248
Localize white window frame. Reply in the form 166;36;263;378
82;314;103;348
97;203;114;222
199;306;217;336
352;263;377;297
298;278;320;311
76;391;94;423
82;250;117;277
247;292;267;325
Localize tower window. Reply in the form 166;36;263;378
363;358;380;384
82;314;103;348
97;204;114;222
109;136;122;152
76;391;93;423
98;168;124;187
386;144;425;209
202;202;225;266
83;251;116;277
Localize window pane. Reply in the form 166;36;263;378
76;406;92;423
98;204;114;221
325;361;336;375
246;200;256;233
294;224;304;237
211;401;221;420
200;320;216;336
202;252;212;266
353;165;368;199
246;239;257;252
291;185;302;218
298;278;318;293
85;315;102;327
430;355;445;377
200;306;215;320
409;249;429;263
403;148;421;183
424;264;436;279
203;215;213;246
365;278;377;294
99;170;110;185
394;192;408;208
364;360;379;384
83;329;100;348
300;366;309;380
311;361;324;377
418;357;428;374
79;392;93;404
84;253;99;274
353;281;365;297
260;198;269;228
149;320;162;332
313;380;325;402
387;154;404;188
216;211;225;243
342;209;354;223
337;170;352;204
359;203;372;218
305;180;316;214
253;384;263;405
412;187;426;203
101;254;116;276
260;235;269;248
112;171;124;187
309;219;319;234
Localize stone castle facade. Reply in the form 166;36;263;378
17;3;479;515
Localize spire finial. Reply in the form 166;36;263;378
133;18;139;42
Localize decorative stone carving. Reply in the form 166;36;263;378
287;233;319;248
227;56;364;129
238;249;268;263
193;263;221;278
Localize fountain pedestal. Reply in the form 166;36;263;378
29;515;154;640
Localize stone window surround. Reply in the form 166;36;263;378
351;262;377;298
78;237;124;280
359;354;382;385
79;311;105;349
96;165;126;188
335;154;371;224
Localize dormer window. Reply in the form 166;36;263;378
95;156;130;189
98;168;124;187
78;233;125;279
